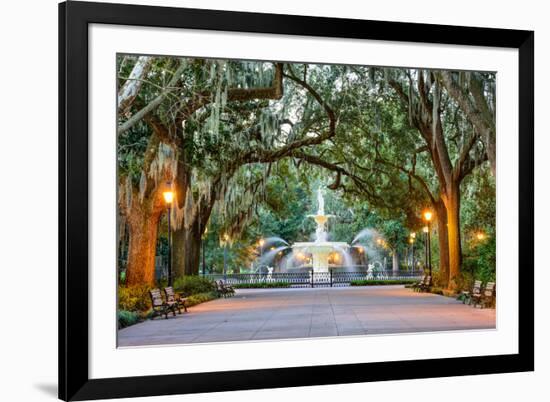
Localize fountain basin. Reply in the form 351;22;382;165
292;242;349;273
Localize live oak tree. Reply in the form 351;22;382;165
438;71;496;175
118;58;342;284
168;62;345;277
384;69;490;288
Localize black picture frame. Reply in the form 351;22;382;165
59;1;534;400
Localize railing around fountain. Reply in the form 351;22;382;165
205;270;424;288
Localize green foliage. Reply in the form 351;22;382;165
233;282;291;288
173;275;216;296
117;310;140;329
186;292;218;307
462;235;496;284
117;56;496;288
350;279;417;286
118;284;152;312
459;167;496;287
117;280;219;329
259;177;313;242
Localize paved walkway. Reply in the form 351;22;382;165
118;286;496;347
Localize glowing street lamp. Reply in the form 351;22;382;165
423;210;433;222
476;232;486;241
163;189;174;286
162;190;174;204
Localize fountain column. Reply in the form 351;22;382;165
311;248;331;272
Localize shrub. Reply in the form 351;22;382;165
118;310;140;329
430;270;446;288
350;279;417;286
233;282;291;289
173;275;216;296
186;292;218;307
118;284;152;312
461;233;496;287
453;271;475;292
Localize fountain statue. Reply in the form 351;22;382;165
290;188;350;273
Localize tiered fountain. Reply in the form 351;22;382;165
289;189;351;273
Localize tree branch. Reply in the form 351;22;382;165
438;71;496;175
118;56;153;115
118;61;186;136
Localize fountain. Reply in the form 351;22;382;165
290;188;351;273
251;188;379;274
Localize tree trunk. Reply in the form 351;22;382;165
126;202;162;286
172;221;202;276
434;200;450;287
184;219;202;275
172;228;186;278
171;155;191;277
392;251;399;272
444;185;462;290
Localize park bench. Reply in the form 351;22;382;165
149;288;177;319
216;280;235;297
214;281;226;297
413;275;431;292
163;286;188;313
418;275;432;292
471;282;495;308
458;280;482;304
411;274;427;292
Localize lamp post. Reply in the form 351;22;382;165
223;233;229;278
162;189;174;286
409;232;416;271
423;210;433;284
201;227;208;276
422;226;429;274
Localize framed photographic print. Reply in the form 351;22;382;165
59;1;534;400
